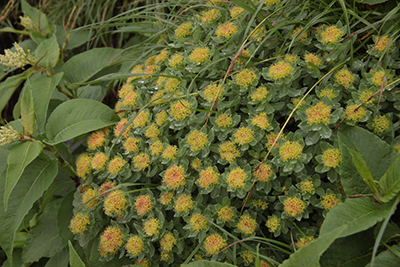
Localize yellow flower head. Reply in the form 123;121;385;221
394;144;400;155
279;141;303;161
241;251;255;264
70;213;91;235
104;189;127;217
252;199;268;210
135;195;153;216
359;90;375;104
234;127;254;145
174;194;193;213
319;88;336;100
216;22;238;39
215;113;233;128
371;69;391;87
170;100;191;121
335;68;354;88
198;166;220;189
268;61;294;81
292;27;307;42
300;179;314;193
285;54;299;64
204;234;227;255
76;153;92;179
160;232;177;252
200;9;220;23
155;50;169;63
99;226;125;258
251;86;269;102
169;53;184;68
321;193;341;210
160;191;174;206
161;145;178;160
108;156;126;175
320;25;344;45
264;0;281;6
0;42;35;68
99;181;116;199
251;112;271;130
254;163;273;182
135;258;150;267
236;49;250;65
122;91;138;107
218;206;235;222
133;110;150;128
230;6;245;19
114;118;132;138
235;68;257;88
150;140;164;156
373;36;393;53
175;22;193;38
144;218;160;236
133;153;150;170
237;215;257;235
82;188;99;208
372;115;390;134
123;136;140;153
191;157;203;171
125;235;145;257
266;216;280;232
127;64;143;83
304;53;322;68
155;110;168;126
250;27;267;42
87;129;107;150
150;90;166;105
322;148;341;168
227;167;247;189
142;64;159;79
265;132;284;150
219;141;240;162
306;102;331;125
187;130;208;152
296;236;315;249
345;104;367;122
189;47;211;65
189;213;208;232
283;196;306;217
144;123;160;140
203;83;223;103
164;78;180;92
145;56;156;66
163;165;186;190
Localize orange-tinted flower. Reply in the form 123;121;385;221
163;165;185;190
160;191;174;206
372;36;393;53
91;152;109;171
76;153;92;179
114;118;132;138
237;215;257;235
306;102;331;125
216;22;238;39
123;136;140;153
150;140;164;156
108;156;126;175
104;189;127;216
189;213;208;232
215;113;233;128
254;163;273;182
279;141;303;161
283;196;306;217
219;141;240;162
198;167;220;189
160;232;177;252
133;153;150;170
174;194;193;213
304;53;322;68
144;123;160;140
218;206;235;222
161;145;178;160
133;110;150;128
135;195;153;216
234;127;254;145
321;193;341;210
144;218;160;236
87;129;107;150
125;235;144;257
251;112;270;130
118;83;133;99
70;213;90;235
122;91;138;107
187;130;208;152
226;168;247;189
99;226;125;258
99;181;115;199
204;234;226;255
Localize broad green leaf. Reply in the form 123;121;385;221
2;249;25;267
21;0;52;35
280;226;346;267
22;199;64;263
4;141;43;210
78;85;108;101
57;191;74;248
35;35;60;68
55;25;92;50
365;243;400;267
345;145;381;197
0;153;58;266
320;229;375;267
45;99;119;145
181;261;237;267
20;84;35;136
44;248;69;267
69;240;86;267
355;0;388;4
320;198;393;236
0;70;33;116
29;73;63;133
0;149;9;174
379;157;400;203
61;48;123;85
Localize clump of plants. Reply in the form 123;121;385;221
68;1;400;266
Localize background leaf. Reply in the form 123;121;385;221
365;243;400;267
57;191;74;248
21;0;52;35
379;157;400;203
61;48;123;85
20;84;35;136
43;248;69;267
69;241;86;267
0;153;58;266
4;141;43;210
22;199;64;263
45;99;119;145
34;35;60;68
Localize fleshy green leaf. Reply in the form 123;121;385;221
61;47;123;85
379;157;400;203
20;84;35;136
22;199;64;263
34;35;60;68
355;0;388;4
45;99;119;145
4;141;44;210
29;73;63;133
0;153;58;266
69;241;86;267
0;70;33;116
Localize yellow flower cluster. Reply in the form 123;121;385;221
188;47;211;65
189;213;207;232
234;127;254;145
306;102;331;125
252;112;271;129
321;193;341;210
135;195;153;216
219;141;240;162
126;235;145;257
104;189;127;216
235;68;257;88
99;226;125;258
279;141;303;161
175;22;193;38
254;163;273;182
174;194;193;213
292;27;307;42
226;168;247;189
70;213;91;235
268;61;294;81
322;148;341;168
251;86;269;102
335;68;354;88
0;42;35;68
300;179;314;193
372;115;390;134
345;104;367;122
304;53;322;68
237;215;257;235
266;216;280;232
198;166;220;189
203;83;223;103
320;25;344;45
216;23;238;39
215;113;233;128
204;234;226;255
283;196;306;217
186;130;208;151
144;218;160;236
218;206;235;222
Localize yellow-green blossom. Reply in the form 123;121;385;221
0;42;35;68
